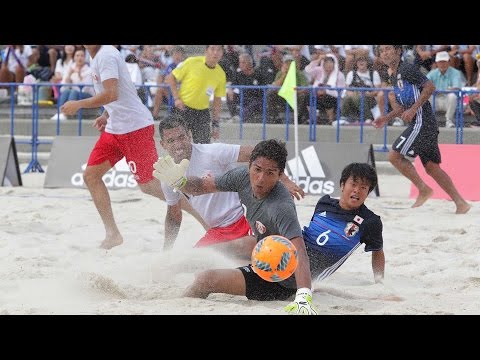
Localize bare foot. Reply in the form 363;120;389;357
455;202;471;214
412;187;433;208
100;234;124;250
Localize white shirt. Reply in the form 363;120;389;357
90;45;153;134
161;143;244;228
54;58;73;79
7;45;32;73
126;62;144;85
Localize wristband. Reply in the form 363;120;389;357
172;176;187;190
296;288;312;297
212;120;220;128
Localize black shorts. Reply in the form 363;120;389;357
238;265;296;301
392;123;441;165
173;106;211;144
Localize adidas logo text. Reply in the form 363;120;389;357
71;158;138;189
286;146;335;195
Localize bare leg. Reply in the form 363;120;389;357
388;151;433;208
139;177;208;230
183;269;246;299
83;161;123;250
205;235;257;261
424;162;471;214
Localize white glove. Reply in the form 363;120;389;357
284;288;318;315
152;155;189;190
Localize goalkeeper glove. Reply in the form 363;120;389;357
284;288;318;315
153;155;189;191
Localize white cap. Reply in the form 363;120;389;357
435;51;450;62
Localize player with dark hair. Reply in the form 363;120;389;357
158;114;304;258
303;163;385;284
153;138;317;315
373;45;470;214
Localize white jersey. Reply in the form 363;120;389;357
90;45;153;134
161;143;244;228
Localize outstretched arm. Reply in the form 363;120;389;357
373;93;404;128
61;78;118;115
164;203;182;250
291;236;312;290
284;236;318;315
165;73;184;110
280;173;305;200
153;155;218;196
182;175;217;196
400;80;435;123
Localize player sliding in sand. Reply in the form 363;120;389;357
157;113;304;259
373;45;470;214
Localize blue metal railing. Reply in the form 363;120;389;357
1;82;478;173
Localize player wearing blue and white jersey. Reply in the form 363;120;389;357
373;45;470;214
302;163;383;283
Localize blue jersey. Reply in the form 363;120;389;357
303;195;383;282
389;61;440;164
389;61;437;129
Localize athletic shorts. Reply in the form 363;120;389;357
87;125;158;184
392;124;441;166
194;216;253;247
238;264;296;301
173;107;211;144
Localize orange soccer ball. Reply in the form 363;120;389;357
251;235;298;282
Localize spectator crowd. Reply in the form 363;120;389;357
1;45;479;127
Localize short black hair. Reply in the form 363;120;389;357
249;139;288;173
158;113;188;139
340;163;378;193
206;45;224;50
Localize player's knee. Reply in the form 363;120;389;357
83;171;94;187
388;150;399;164
423;162;437;176
193;270;219;291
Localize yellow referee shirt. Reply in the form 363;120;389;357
172;56;227;110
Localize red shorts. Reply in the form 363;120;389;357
194;216;253;247
87;125;158;184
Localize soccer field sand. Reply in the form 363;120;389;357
0;168;478;315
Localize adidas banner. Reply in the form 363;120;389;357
0;136;22;186
284;142;378;197
44;136;144;189
44;136;378;196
